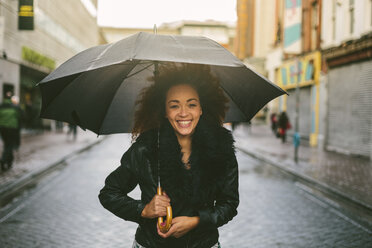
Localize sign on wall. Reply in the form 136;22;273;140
22;46;55;70
18;0;34;30
276;51;321;90
284;0;302;54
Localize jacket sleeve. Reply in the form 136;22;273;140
197;152;239;229
98;144;147;224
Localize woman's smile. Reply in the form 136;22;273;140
177;120;192;128
165;84;202;139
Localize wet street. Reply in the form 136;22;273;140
0;134;371;248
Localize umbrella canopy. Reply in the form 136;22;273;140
38;32;286;135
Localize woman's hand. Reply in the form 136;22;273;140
157;216;200;238
141;192;170;219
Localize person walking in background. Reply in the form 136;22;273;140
278;111;291;143
270;113;278;136
67;123;77;141
0;92;22;171
11;95;23;151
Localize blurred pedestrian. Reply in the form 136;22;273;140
99;64;238;248
0;92;22;171
11;95;23;151
67;123;77;140
278;111;291;143
270;113;278;136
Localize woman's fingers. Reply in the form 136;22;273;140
157;222;176;238
157;223;166;237
154;195;170;205
163;191;170;199
142;193;171;218
152;194;171;217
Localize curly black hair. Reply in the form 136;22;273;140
132;63;229;137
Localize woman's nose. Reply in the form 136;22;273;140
179;106;188;116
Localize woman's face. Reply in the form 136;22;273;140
165;84;202;139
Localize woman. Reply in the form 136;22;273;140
99;64;239;248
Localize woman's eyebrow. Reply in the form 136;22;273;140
167;98;199;104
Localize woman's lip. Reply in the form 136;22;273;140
177;120;192;128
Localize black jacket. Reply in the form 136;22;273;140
99;119;239;248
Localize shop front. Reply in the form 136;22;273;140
20;65;47;129
326;60;372;157
20;46;54;129
275;51;321;146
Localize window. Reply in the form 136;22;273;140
311;1;319;50
332;0;337;40
349;0;355;34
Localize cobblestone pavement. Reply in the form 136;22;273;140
0;134;371;247
0;129;101;188
233;123;372;209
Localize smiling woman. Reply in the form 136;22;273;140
99;63;239;248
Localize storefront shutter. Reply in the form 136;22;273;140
327;60;372;157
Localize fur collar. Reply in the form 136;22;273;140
136;117;235;207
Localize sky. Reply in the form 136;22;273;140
97;0;237;28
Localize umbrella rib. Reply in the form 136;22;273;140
39;72;84;118
97;60;141;134
86;42;115;72
126;62;153;78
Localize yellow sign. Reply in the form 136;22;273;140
276;51;321;90
18;0;34;30
19;5;34;17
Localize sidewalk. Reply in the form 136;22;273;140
233;123;372;211
0;129;105;199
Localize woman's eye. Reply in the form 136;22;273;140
170;105;178;109
189;104;197;107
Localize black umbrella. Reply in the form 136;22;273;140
38;32;286;135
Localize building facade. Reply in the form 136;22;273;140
235;0;278;119
100;20;236;53
235;0;277;76
237;0;372;158
321;0;372;158
235;0;323;145
0;0;100;129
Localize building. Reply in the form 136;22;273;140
235;0;277;76
321;0;372;158
235;0;278;119
238;0;372;158
162;20;236;52
236;0;321;145
0;0;101;129
100;20;236;53
274;0;323;147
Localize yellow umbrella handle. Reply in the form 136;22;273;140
157;186;172;233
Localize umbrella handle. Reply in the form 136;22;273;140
157;186;172;233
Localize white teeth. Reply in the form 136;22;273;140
178;121;191;125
